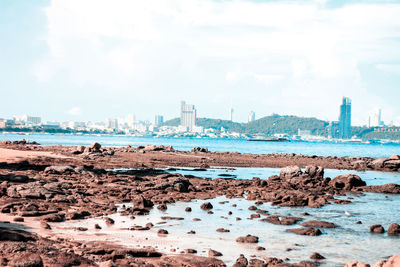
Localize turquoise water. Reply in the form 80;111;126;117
1;133;400;158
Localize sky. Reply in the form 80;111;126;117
1;0;400;125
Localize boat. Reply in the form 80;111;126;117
247;136;290;142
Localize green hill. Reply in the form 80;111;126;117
162;114;329;135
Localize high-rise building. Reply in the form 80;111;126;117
106;118;118;129
338;97;351;139
180;101;196;131
248;111;255;122
229;107;234;121
155;115;164;125
370;108;383;127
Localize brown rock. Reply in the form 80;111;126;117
200;202;213;210
370;224;384;234
236;234;259;243
286;227;322;236
345;260;370;267
310;252;325;260
9;253;43;267
388;223;400;236
208;249;223;257
301;220;337;228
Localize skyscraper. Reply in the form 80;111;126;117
229;107;234;121
154;115;164;125
370;108;383;127
180;101;196;131
248;111;255;122
338;97;351;139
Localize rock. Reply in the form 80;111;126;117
133;196;154;210
192;147;209;153
13;217;24;222
67;210;91;220
77;145;85;153
345;260;370;267
280;166;302;179
301;220;337;228
305;166;324;178
0;228;36;242
233;254;248;267
208;249;223;257
44;165;75;174
94;224;102;229
388;155;400;160
236;234;259;243
42;213;65;222
310;252;325;260
370;224;385;234
105;217;115;226
185;249;197;254
216;228;230;233
286;227;322;236
329;174;366;190
91;142;102;151
260;216;302;225
388;223;400;236
8;252;43;267
370;158;387;168
363;184;400;194
185;207;192;212
40;222;51;230
200;202;213;210
375;254;400;267
157;204;167;211
158;229;168;235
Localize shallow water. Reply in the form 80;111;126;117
1;133;400;158
55;193;400;267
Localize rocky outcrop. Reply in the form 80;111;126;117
329;174;366;190
236;234;259;243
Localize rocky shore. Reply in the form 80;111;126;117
0;141;399;266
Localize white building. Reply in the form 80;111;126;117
370;108;384;127
248;111;255;122
14;115;41;125
180;101;196;131
106;118;118;129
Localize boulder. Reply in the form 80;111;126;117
305;166;324;178
345;260;370;267
388;223;400;236
0;228;36;242
200;202;213;210
310;252;325;260
375;254;400;267
236;234;259;243
329;174;366;190
44;165;75;174
91;142;102;151
301;220;337;228
8;253;43;267
280;166;302;179
286;227;322;236
370;224;384;234
192;147;209;153
208;249;223;257
233;254;248;267
132;196;154;210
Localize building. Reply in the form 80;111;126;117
14;115;41;125
328;121;339;139
155;115;164;125
370;108;383;127
338;97;352;139
248;111;255;122
229;107;234;121
106;118;118;129
180;101;196;131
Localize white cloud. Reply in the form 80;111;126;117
32;0;400;124
376;64;400;74
67;107;82;116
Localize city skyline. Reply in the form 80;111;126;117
1;1;400;125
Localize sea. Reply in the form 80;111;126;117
1;132;400;158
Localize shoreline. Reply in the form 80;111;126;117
0;142;399;266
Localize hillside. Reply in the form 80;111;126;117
161;114;329;135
